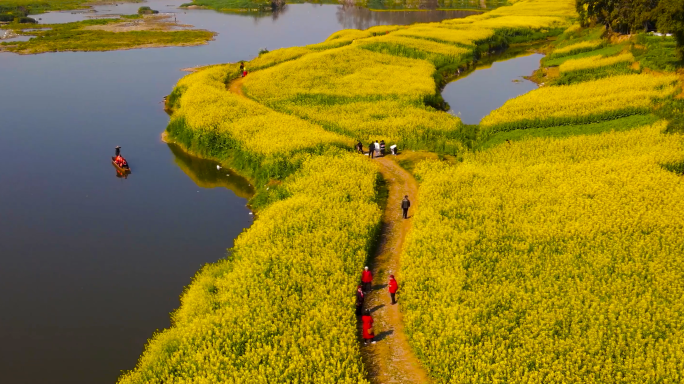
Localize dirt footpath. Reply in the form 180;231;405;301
361;157;430;384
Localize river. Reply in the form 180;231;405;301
0;1;490;383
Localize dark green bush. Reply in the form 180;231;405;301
138;6;159;15
16;16;36;23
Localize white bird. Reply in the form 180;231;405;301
216;165;221;170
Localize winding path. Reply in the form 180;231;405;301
226;77;429;383
361;157;430;384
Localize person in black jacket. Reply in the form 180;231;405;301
401;195;410;219
355;285;364;316
368;142;375;159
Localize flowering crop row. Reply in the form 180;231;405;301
480;74;679;133
550;39;604;58
401;123;684;383
168;64;354;179
118;152;382;384
559;52;635;73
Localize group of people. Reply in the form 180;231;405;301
356;140;398;158
355;266;400;345
356;140;383;159
239;62;247;77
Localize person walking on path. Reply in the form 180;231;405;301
380;140;386;156
374;140;381;157
355;285;365;316
356;141;364;154
401;195;411;219
361;266;373;293
362;309;376;345
388;274;398;305
368;142;375;159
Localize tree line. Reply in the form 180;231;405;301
576;0;683;60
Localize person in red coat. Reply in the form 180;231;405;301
362;309;375;345
355;285;364;316
361;266;373;293
388;274;398;305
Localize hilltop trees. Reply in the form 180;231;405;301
576;0;683;61
655;0;684;60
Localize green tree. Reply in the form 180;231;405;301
656;0;684;60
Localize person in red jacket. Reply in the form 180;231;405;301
355;285;364;316
388;274;398;305
362;309;375;345
361;266;373;293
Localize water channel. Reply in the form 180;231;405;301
0;1;497;383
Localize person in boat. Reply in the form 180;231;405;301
114;147;128;169
115;155;128;168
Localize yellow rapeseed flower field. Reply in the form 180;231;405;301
480;74;680;131
551;39;603;57
353;34;471;57
401;123;684;383
171;64;353;158
559;52;635;73
119;153;382;384
394;26;495;46
248;46;311;71
243;45;437;101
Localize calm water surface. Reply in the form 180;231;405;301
0;1;481;383
442;53;544;124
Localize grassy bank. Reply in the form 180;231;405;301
0;15;215;54
0;0;142;21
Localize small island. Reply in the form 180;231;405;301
0;1;214;54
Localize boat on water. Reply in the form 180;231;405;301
112;146;131;173
112;156;131;173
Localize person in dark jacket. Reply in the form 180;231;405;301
361;266;373;292
401;195;411;219
355;285;364;316
388;275;398;304
368;142;375;159
379;140;386;156
356;141;364;154
362;309;375;345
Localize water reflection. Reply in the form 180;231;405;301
442;52;544;125
347;0;506;10
335;5;478;28
167;143;254;199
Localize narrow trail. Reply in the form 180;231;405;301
226;77;429;383
228;76;245;96
361;157;430;384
